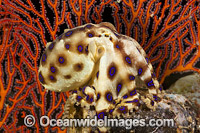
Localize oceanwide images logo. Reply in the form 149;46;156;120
24;115;175;129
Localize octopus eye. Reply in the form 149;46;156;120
104;34;109;37
65;31;73;37
42;53;47;62
125;56;131;64
138;68;143;75
130;89;137;96
59;57;65;64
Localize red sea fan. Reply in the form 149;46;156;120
0;0;199;132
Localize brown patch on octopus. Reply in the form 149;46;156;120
64;75;72;79
73;63;84;72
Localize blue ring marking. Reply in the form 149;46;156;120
85;46;88;52
88;33;93;37
42;54;46;62
113;101;116;104
78;45;83;52
146;57;149;63
109;109;113;114
59;57;64;63
58;34;63;39
114;32;119;37
119;106;125;111
130;89;137;96
50;66;56;73
50;76;54;80
106;93;113;102
151;100;154;106
123;95;128;99
129;75;135;80
147;80;154;87
153;95;158;101
86;95;89;101
116;44;120;48
77;96;82;101
90;97;93;102
72;90;77;94
96;71;99;78
49;43;54;50
138;68;142;75
117;84;122;93
125;101;133;103
126;99;139;103
137;48;140;53
97;93;100;100
159;87;162;91
65;44;70;49
133;99;139;103
82;86;86;95
109;67;116;76
65;31;72;37
125;56;131;64
39;74;44;82
98;112;105;119
86;24;92;28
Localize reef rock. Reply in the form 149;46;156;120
167;73;200;114
62;93;199;133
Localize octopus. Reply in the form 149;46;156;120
38;22;164;132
